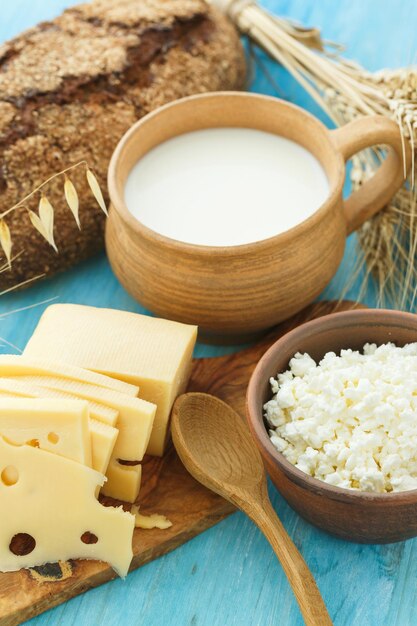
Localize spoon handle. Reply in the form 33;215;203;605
249;500;332;626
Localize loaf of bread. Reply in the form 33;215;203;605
0;0;245;289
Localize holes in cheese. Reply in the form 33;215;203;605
9;533;36;556
0;398;92;467
0;437;134;576
24;304;198;456
1;465;19;486
26;439;40;448
101;460;142;504
47;432;59;445
7;375;156;461
0;355;139;397
80;532;98;545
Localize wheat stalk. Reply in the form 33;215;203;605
0;161;108;268
214;0;417;310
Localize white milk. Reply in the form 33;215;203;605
124;128;329;247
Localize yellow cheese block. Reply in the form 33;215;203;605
0;437;134;577
0;355;139;397
10;375;156;461
0;397;91;467
24;304;198;456
101;460;142;504
90;419;118;475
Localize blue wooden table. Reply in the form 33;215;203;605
1;1;416;625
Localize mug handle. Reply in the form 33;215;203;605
331;116;410;235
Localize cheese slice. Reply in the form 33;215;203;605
0;398;91;467
43;390;119;428
101;460;142;504
90;419;118;475
0;378;119;427
0;385;117;474
0;437;134;576
0;378;119;426
24;304;198;456
0;355;139;397
0;380;117;475
0;389;133;498
9;375;156;461
0;398;116;477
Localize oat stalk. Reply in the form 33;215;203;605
0;160;108;267
0;220;12;268
86;169;108;217
64;175;80;229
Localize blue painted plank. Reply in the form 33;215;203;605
0;1;415;625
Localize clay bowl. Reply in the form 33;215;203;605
106;92;409;342
246;308;417;543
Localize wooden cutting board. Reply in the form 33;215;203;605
0;300;361;626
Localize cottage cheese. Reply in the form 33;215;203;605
265;343;417;493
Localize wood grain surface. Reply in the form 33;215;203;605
0;301;358;626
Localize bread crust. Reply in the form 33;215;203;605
0;0;246;288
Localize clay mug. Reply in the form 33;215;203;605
106;92;410;341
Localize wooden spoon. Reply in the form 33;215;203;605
171;392;332;626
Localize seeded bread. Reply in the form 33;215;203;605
0;0;245;289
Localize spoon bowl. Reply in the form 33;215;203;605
172;392;263;494
172;392;333;626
